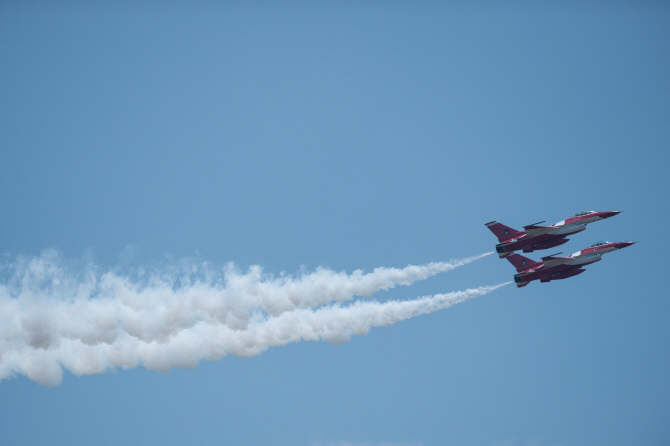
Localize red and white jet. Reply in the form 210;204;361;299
506;241;636;288
485;210;621;258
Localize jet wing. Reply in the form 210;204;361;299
523;221;556;238
540;252;572;268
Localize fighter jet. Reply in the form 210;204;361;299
485;211;621;258
507;241;636;288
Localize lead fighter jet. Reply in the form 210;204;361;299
485;211;620;258
507;241;636;288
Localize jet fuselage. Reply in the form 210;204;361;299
485;211;620;258
510;241;635;287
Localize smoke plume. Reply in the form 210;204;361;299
0;250;505;386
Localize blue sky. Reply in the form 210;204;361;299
1;2;668;445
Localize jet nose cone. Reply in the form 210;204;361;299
616;241;636;249
601;211;621;219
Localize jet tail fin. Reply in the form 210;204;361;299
506;253;543;273
484;221;524;242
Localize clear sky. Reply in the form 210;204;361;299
1;2;668;446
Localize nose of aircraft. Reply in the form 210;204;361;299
615;241;636;249
601;211;621;218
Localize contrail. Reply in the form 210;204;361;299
0;250;499;386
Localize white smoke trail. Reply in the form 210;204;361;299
0;250;500;386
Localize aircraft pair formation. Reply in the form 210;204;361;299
485;211;635;288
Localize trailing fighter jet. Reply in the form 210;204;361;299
485;211;621;258
506;241;636;288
